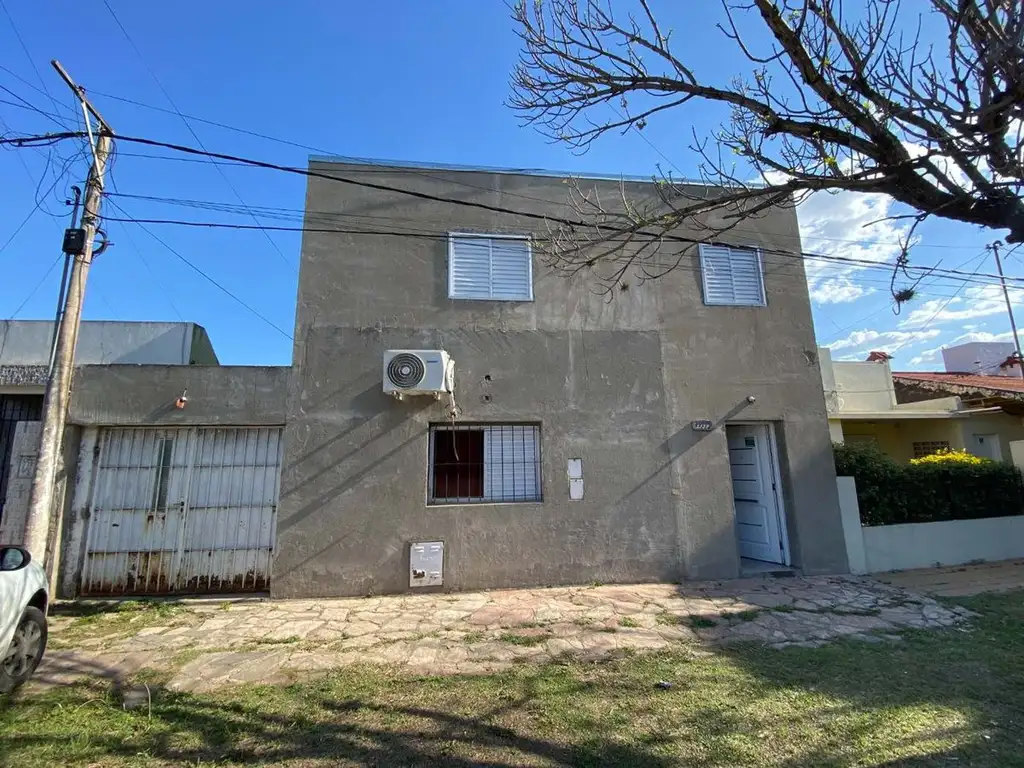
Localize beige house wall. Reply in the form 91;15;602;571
839;419;965;464
956;412;1024;462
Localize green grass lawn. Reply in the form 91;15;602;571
2;591;1023;767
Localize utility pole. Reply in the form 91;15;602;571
49;185;82;375
989;240;1024;379
23;62;113;561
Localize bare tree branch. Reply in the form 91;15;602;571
509;0;1024;302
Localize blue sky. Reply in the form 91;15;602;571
0;1;1019;368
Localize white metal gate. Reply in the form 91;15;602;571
81;426;282;595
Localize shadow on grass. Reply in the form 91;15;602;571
3;675;678;767
4;592;1020;766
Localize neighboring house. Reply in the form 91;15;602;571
272;158;849;599
0;321;218;525
893;377;1024;464
821;343;1024;463
0;320;288;598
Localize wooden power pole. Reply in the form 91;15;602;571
989;241;1024;378
23;62;113;560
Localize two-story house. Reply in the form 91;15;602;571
271;160;848;598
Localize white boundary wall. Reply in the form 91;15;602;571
838;475;1024;573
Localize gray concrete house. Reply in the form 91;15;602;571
273;160;848;599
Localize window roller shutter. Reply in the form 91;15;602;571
490;239;532;300
449;235;532;300
700;244;765;306
449;238;491;299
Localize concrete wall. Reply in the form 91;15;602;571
0;365;46;393
273;162;848;598
67;365;289;426
838;476;1024;572
0;321;219;366
942;341;1016;375
1011;439;1024;471
831;360;896;412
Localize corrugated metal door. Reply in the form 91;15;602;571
0;394;43;527
81;426;282;595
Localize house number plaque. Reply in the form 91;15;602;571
691;420;713;432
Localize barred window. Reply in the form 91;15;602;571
913;440;950;459
428;424;541;504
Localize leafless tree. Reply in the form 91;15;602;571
510;0;1024;301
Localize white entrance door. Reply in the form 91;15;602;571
971;434;1002;461
726;424;787;564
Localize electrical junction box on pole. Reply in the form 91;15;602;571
62;228;86;255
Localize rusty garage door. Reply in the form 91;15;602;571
81;426;282;595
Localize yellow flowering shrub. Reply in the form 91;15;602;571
910;448;988;466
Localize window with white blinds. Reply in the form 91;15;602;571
448;234;533;301
699;244;766;306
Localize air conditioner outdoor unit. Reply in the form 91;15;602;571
383;349;454;399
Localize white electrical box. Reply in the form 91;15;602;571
568;458;584;500
409;541;444;587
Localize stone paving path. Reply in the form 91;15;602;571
35;575;971;694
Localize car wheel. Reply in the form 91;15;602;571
0;606;47;694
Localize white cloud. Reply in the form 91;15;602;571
899;285;1024;327
809;276;876;304
827;327;941;354
950;330;1016;345
792;187;913;306
908;348;941;366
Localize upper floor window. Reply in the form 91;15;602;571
448;233;533;301
699;244;766;307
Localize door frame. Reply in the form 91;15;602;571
727;421;791;566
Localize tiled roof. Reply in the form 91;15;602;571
893;371;1024;395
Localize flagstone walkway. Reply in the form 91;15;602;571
34;575;971;694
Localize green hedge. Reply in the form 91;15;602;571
833;441;1024;526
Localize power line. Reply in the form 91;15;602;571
93;192;1017;293
0;167;70;257
85;87;993;254
8;129;1024;290
6;252;62;318
96;189;996;255
0;83;68;130
0;0;68;125
0;62;79;122
887;251;991;355
100;0;295;273
0;95;71;124
104;198;292;340
105;162;185;322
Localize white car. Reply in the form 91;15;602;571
0;546;48;693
